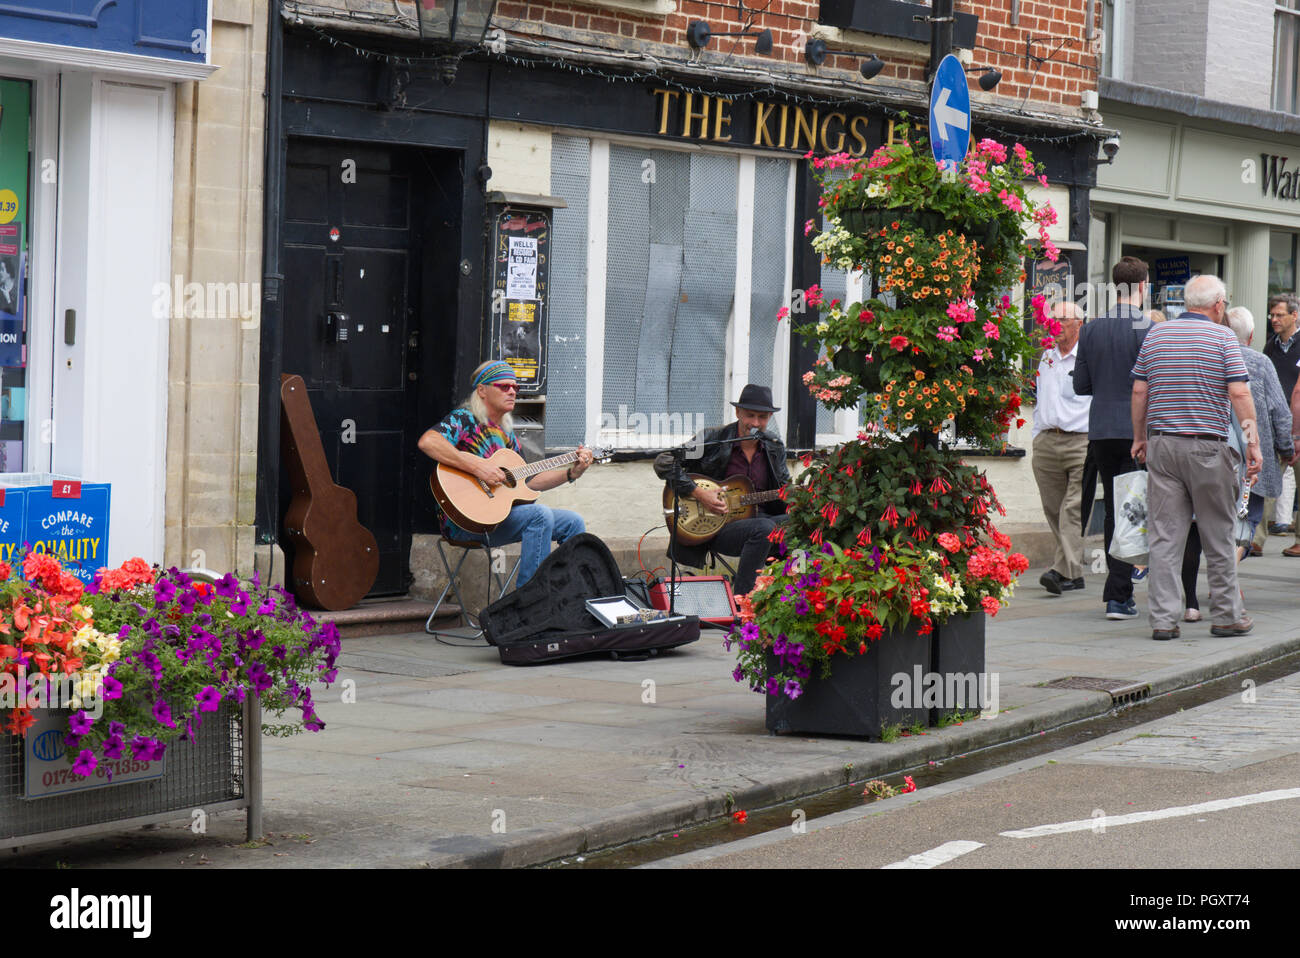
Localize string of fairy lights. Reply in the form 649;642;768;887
285;7;1105;146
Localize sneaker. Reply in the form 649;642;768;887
1210;617;1254;637
1131;566;1148;581
1182;608;1202;622
1106;599;1138;620
1151;626;1181;640
1270;523;1293;535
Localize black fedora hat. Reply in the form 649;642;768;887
732;384;780;413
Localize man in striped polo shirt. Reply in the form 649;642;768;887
1130;275;1263;641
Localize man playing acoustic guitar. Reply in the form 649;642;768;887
418;360;594;586
654;384;790;596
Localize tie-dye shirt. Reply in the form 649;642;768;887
433;408;521;535
435;407;521;458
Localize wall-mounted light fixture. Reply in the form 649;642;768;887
686;20;774;55
969;66;1002;91
804;38;884;80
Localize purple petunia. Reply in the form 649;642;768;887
68;710;95;735
793;597;810;617
247;662;274;693
772;635;788;657
71;749;98;777
152;698;177;729
102;734;124;760
732;665;745;683
195;685;222;713
101;675;123;700
765;678;780;696
108;720;126;737
154;578;177;605
784;680;803;700
215;573;240;598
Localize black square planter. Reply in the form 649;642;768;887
929;610;987;726
765;623;931;739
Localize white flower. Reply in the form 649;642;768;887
865;181;888;198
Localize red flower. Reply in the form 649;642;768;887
981;596;1002;616
866;623;883;640
900;776;916;794
889;335;910;351
732;810;748;824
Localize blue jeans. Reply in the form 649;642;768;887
446;503;586;586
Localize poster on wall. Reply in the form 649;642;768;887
489;207;550;392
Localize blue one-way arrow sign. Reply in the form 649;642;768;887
929;54;971;172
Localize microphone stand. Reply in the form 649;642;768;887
665;429;766;618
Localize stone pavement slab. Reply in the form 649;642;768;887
5;554;1300;869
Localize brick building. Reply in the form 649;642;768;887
259;1;1108;597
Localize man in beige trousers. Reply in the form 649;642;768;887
1032;301;1091;595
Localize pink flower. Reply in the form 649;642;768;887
804;218;816;236
777;306;790;320
998;189;1024;213
1042;239;1061;262
946;301;976;324
937;532;962;553
983;320;1001;340
977;138;1008;163
936;326;958;342
805;284;824;307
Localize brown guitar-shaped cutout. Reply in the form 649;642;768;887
280;373;380;610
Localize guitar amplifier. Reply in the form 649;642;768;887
649;575;737;626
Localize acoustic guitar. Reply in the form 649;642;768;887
280;373;380;610
430;446;610;534
663;474;786;546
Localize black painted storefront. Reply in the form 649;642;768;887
255;17;1097;596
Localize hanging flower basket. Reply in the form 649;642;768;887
730;126;1056;736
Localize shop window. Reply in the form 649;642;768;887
1275;1;1300;113
0;78;31;472
1269;230;1297;297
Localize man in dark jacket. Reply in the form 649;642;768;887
654;384;790;596
1072;256;1151;620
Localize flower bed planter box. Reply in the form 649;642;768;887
766;624;931;739
930;610;987;727
0;699;261;850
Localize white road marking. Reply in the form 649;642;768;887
882;840;985;869
1000;788;1300;838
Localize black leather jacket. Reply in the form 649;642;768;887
653;421;791;515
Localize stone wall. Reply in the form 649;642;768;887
166;0;268;576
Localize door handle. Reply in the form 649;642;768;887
64;309;75;345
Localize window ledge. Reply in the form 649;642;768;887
569;0;677;16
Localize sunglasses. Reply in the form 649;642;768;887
490;382;519;393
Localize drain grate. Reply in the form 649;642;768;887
1042;676;1151;705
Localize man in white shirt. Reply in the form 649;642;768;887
1032;301;1092;595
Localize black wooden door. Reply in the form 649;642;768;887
281;139;431;596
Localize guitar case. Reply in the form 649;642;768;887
479;533;701;665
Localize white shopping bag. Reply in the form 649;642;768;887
1109;470;1149;565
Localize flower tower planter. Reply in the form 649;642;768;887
731;129;1060;738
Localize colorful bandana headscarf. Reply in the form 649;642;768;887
473;360;516;389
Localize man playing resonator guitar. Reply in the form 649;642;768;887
654;384;790;596
418;360;594;586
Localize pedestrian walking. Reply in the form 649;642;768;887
1130;275;1263;641
1260;294;1300;553
1181;307;1292;621
1032;301;1091;595
1073;255;1150;619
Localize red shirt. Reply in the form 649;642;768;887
726;440;770;491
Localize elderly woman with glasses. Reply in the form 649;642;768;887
418;360;592;586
